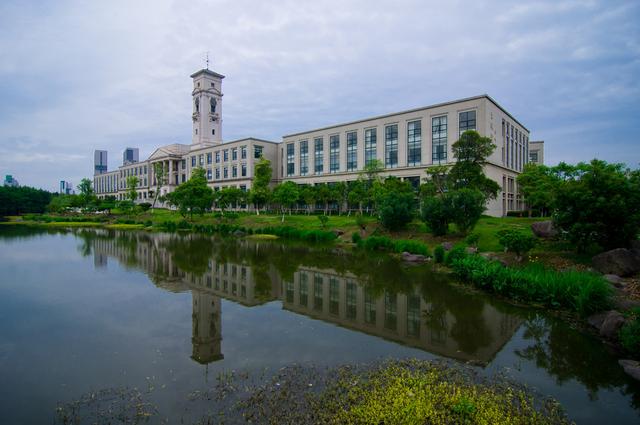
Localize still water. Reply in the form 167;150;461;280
0;226;638;424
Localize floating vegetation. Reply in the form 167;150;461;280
55;387;157;424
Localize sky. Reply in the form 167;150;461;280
0;0;638;191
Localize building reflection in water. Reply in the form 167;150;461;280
88;230;521;365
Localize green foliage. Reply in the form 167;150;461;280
448;188;485;235
254;226;337;243
421;196;449;236
164;168;214;218
216;187;245;212
77;178;96;207
0;185;53;215
445;245;467;266
377;178;416;231
138;202;152;212
394;239;430;256
272;181;300;214
433;245;445;263
363;236;395;251
448;130;500;200
317;214;329;229
619;308;640;354
553;160;640;251
517;164;560;216
450;252;612;316
151;162;167;208
498;229;536;259
351;232;362;244
125;175;139;204
250;157;273;212
355;213;366;230
465;233;480;247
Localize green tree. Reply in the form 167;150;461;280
151;162;167;210
421;196;449;236
250;158;272;214
299;185;316;214
377;178;416;231
448;130;500;200
165;168;214;218
347;180;367;214
497;229;536;261
272;181;300;221
516;164;560;217
217;187;244;213
77;178;95;208
0;186;53;215
448;188;486;235
554;160;640;251
126;176;140;204
315;183;332;215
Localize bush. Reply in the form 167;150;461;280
497;229;536;260
445;245;468;266
351;232;362;244
144;220;152;227
434;245;445;263
465;233;480;247
363;236;395;251
421;196;449;236
394;239;430;256
138;202;152;212
619;308;640;354
317;215;329;229
177;220;192;230
450;254;611;316
448;188;485;235
378;190;415;231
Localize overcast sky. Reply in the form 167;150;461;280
1;0;638;191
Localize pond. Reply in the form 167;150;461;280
0;226;638;424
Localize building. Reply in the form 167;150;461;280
94;67;538;216
60;180;73;194
94;150;108;175
3;175;19;187
122;147;139;166
529;141;544;165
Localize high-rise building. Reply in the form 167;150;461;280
122;148;139;165
3;175;19;187
94;150;108;174
59;181;73;195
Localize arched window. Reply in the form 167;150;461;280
195;98;200;113
210;97;217;114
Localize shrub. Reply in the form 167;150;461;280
465;233;480;247
448;188;485;235
144;220;152;227
421;196;449;236
138;202;152;212
317;215;329;229
445;245;468;266
434;245;445;263
363;236;395;251
394;239;430;256
355;214;366;230
351;232;362;244
619;308;640;354
177;220;192;230
378;189;415;231
497;229;536;260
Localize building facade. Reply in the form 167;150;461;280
94;150;108;175
3;175;19;187
94;67;540;216
529;140;544;165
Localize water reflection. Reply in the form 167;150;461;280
78;229;521;365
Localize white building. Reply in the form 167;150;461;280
94;67;541;216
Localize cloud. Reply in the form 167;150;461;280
0;0;639;190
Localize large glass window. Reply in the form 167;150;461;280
314;137;324;175
329;135;340;173
232;165;237;178
232;148;238;161
365;128;377;166
207;152;212;164
346;281;357;320
347;131;357;171
385;124;398;168
384;291;397;331
286;143;295;176
254;145;263;159
364;288;376;324
241;145;247;159
215;152;220;163
299;273;308;307
407;120;421;166
329;278;339;315
432;116;447;163
300;140;309;176
223;150;229;162
314;275;323;311
459;110;476;135
241;163;247;177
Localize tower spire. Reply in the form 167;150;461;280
205;51;210;70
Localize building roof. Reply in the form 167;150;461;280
190;68;226;79
283;94;529;138
147;143;191;161
187;137;278;154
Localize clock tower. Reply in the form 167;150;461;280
191;68;224;147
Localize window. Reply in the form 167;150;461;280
223;150;229;162
232;148;237;161
191;156;196;167
254;145;263;159
459;110;476;134
530;150;538;162
314;137;324;174
407;295;421;337
207;152;212;164
432;116;447;163
407;120;421;166
385;124;398;168
300;140;309;176
300;273;308;307
314;275;323;311
347;131;357;171
241;163;247;177
199;154;204;166
329;135;339;173
232;166;237;178
241;145;247;159
346;281;357;320
210;97;216;113
182;159;186;169
223;167;228;178
194;97;199;113
329;278;339;315
365;128;377;166
384;292;397;331
215;152;220;163
215;168;220;179
207;168;212;180
364;288;376;324
286;143;295;176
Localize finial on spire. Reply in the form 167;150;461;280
205;51;210;70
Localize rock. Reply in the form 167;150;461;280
401;252;428;263
331;248;347;256
599;310;625;339
480;253;507;266
592;248;640;277
332;229;345;237
619;360;640;382
613;297;640;312
466;247;478;255
232;229;246;237
531;221;558;238
441;242;453;251
587;312;608;329
604;274;624;287
631;240;640;255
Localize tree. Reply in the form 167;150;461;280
315;184;332;215
497;229;536;262
553;160;640;252
377;178;416;231
347;180;367;214
0;186;53;215
299;185;316;214
77;178;95;208
447;188;486;235
272;181;300;221
164;168;214;218
516;164;560;217
151;162;167;210
421;196;449;236
448;130;500;200
126;176;140;204
217;187;244;213
250;158;272;214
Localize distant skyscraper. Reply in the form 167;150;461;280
94;150;108;175
59;181;73;195
122;147;139;165
3;175;19;187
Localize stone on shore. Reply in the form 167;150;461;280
592;248;640;277
531;221;558;238
619;360;640;381
598;310;626;339
401;252;428;263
